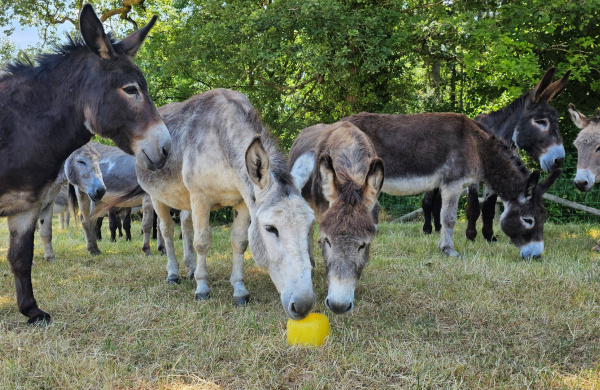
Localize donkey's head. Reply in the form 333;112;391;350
515;68;570;172
78;4;171;170
500;169;562;259
245;136;316;320
570;104;600;192
64;144;105;202
315;153;384;315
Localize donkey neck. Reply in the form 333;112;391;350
475;94;528;144
477;135;528;201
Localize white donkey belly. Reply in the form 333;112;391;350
381;172;442;196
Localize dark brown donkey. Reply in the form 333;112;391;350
423;68;569;241
0;4;171;324
289;121;384;315
342;112;561;259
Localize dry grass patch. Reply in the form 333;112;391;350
0;216;599;389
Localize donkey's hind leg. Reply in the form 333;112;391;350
190;194;212;301
141;195;154;256
180;210;196;279
422;190;435;234
8;210;51;324
38;202;56;261
153;200;179;284
439;184;462;257
231;203;251;305
465;183;480;241
481;185;498;242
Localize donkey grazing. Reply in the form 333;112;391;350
423;67;569;241
77;143;155;256
289;121;384;315
569;104;600;250
136;89;316;320
342;112;561;259
0;4;170;324
38;144;105;261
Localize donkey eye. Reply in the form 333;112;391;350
122;86;138;95
324;238;331;247
358;243;366;252
521;217;534;227
265;225;279;237
595;146;600;153
533;118;549;129
77;160;86;165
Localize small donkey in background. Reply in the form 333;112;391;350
290;121;384;315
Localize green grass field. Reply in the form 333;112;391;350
0;216;599;389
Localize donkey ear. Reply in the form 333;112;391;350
533;67;557;103
362;158;384;210
114;15;158;57
245;135;270;189
319;153;338;204
524;170;541;199
538;168;562;194
568;103;590;129
538;70;570;102
290;151;315;191
79;4;116;60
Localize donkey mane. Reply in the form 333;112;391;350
481;133;531;199
475;93;528;133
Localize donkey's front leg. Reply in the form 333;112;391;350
465;183;480;241
153;200;179;284
77;191;101;255
230;204;251;305
38;202;56;261
439;184;462;257
8;211;51;324
190;195;212;301
180;210;196;279
481;185;498;242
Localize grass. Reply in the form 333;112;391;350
0;216;599;389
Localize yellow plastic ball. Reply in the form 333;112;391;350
286;313;331;346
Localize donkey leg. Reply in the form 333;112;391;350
439;184;462;257
153;200;178;283
422;190;435;234
123;209;132;241
230;204;251;305
152;211;158;240
180;210;196;279
108;210;118;242
190;196;212;301
141;196;153;255
465;183;481;241
481;185;498;242
156;217;166;255
64;210;70;229
38;202;56;261
96;216;103;241
432;188;442;232
77;191;101;255
59;212;66;230
8;211;51;324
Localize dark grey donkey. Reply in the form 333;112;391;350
342;112;562;259
38;144;105;261
289;121;384;315
78;142;155;256
136;89;316;320
423;67;569;241
0;4;170;323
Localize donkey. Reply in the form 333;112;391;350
54;189;71;229
0;4;171;324
38;144;105;261
342;112;562;259
569;104;600;250
289;121;384;315
423;68;570;241
136;89;316;320
77;142;155;256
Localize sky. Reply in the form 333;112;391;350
6;23;72;49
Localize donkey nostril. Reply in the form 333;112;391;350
162;146;169;158
325;298;330;309
346;302;353;312
554;157;564;166
291;302;297;314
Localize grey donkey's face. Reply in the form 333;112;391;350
569;104;600;192
65;144;105;202
245;137;316;320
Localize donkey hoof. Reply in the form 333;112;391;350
142;247;151;256
423;226;432;235
167;275;180;285
234;295;250;306
158;246;166;256
187;271;195;280
89;249;102;256
484;235;498;242
195;292;210;301
27;312;51;325
442;248;461;257
592;245;600;252
44;256;56;262
466;229;477;241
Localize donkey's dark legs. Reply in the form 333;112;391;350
8;211;51;324
230;203;251;305
152;211;158;240
77;191;102;255
38;202;56;261
422;190;435;234
465;183;480;241
141;195;154;255
432;189;442;232
481;186;498;242
122;209;132;241
109;210;119;242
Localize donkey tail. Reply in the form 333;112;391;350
91;185;147;220
68;184;79;229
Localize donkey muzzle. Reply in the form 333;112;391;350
539;145;565;172
574;169;595;192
